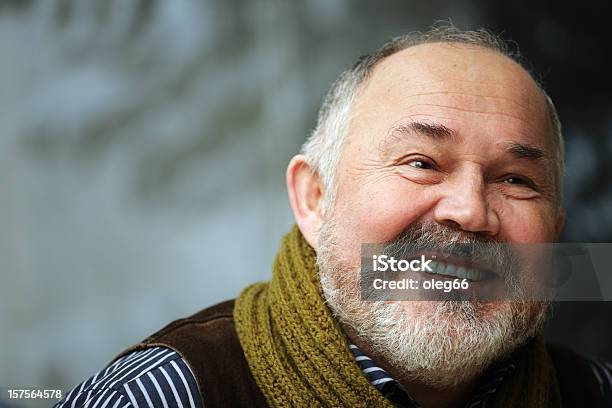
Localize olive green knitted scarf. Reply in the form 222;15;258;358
234;225;562;407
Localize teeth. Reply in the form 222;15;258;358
466;269;485;281
444;263;456;276
426;261;486;281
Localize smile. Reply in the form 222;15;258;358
426;261;489;282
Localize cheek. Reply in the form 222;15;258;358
333;176;436;244
497;201;558;242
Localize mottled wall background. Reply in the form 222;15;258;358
0;0;610;404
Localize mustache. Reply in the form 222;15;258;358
381;221;519;281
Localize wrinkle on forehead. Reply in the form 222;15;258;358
348;42;552;152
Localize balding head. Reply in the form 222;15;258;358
302;27;564;215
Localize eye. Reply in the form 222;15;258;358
501;175;537;191
395;155;441;180
504;177;526;185
407;159;434;170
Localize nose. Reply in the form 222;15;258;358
433;167;500;235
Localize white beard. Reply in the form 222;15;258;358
317;219;549;388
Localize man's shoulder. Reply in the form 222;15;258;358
54;346;202;408
135;299;239;351
547;343;612;406
109;300;237;361
587;359;612;404
54;301;239;408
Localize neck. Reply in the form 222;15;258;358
343;325;481;408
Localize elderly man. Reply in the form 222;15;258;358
56;27;612;408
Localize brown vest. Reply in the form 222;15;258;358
112;300;607;408
112;300;267;407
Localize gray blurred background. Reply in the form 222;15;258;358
1;0;611;404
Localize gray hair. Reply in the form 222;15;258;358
301;25;564;214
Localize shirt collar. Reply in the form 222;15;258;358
348;343;516;408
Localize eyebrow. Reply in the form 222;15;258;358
386;121;547;161
391;121;456;141
505;141;545;161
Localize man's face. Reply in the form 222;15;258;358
332;42;560;249
317;43;562;386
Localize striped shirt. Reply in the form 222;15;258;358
55;345;612;407
349;343;515;408
53;347;202;408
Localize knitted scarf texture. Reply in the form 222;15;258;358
234;225;561;407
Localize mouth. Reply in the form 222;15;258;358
415;252;498;282
427;260;492;282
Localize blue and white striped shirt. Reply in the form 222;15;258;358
55;344;612;407
54;347;202;408
348;343;515;408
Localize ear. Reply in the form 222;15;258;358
554;208;566;240
286;154;324;248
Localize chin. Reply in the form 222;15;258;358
325;278;549;388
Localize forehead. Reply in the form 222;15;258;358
350;42;551;149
